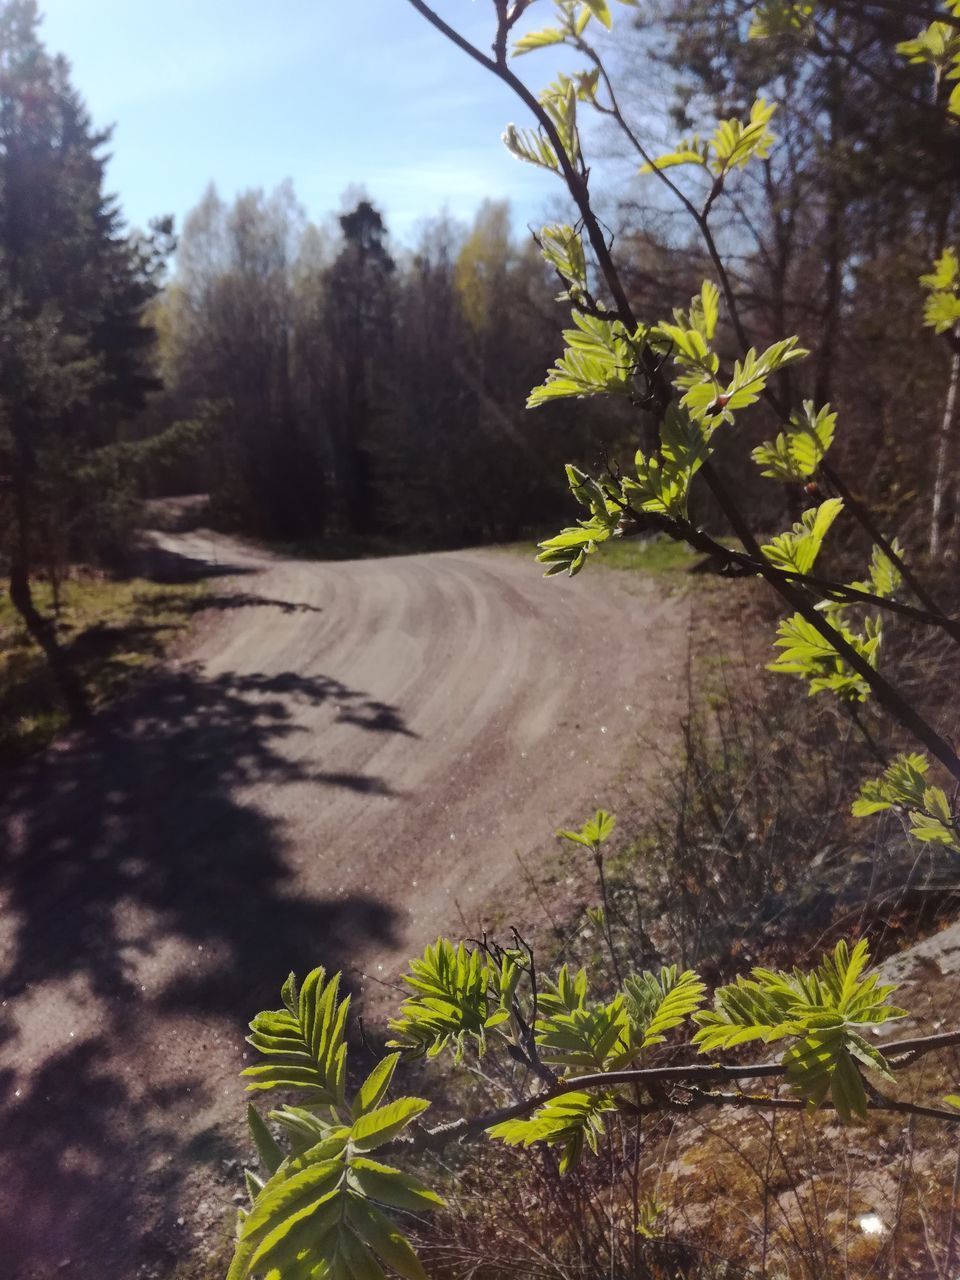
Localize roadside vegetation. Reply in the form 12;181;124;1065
503;533;698;576
0;573;204;761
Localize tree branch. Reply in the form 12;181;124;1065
390;1026;960;1155
406;0;960;784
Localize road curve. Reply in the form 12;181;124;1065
0;533;689;1278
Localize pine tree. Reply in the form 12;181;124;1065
322;200;395;534
0;0;161;721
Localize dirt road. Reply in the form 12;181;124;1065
0;533;689;1278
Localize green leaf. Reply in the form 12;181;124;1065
346;1199;429;1280
580;0;613;28
643;102;778;180
623;966;707;1048
920;247;960;333
768;612;879;702
852;752;931;816
761;499;844;576
640;145;708;174
280;971;299;1014
748;1;813;38
502;123;560;173
243;967;351;1106
349;1157;446;1211
488;1090;617;1173
694;280;720;341
352;1054;401;1121
247;1103;284;1175
270;1116;349;1162
351;1098;431;1152
847;538;904;602
388;939;494;1061
625;406;714;518
240;1160;344;1246
923;289;960;334
908;810;960;848
339;1227;388;1280
536;989;630;1071
557;808;616;849
921;246;959;291
246;1194;340;1276
538;223;587;294
528;311;647;406
710;98;777;173
512;26;566;55
897;22;960;70
694;940;905;1119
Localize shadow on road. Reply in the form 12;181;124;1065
0;666;411;1276
191;591;324;615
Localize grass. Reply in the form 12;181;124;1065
500;533;699;576
0;571;205;762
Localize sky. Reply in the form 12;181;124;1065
39;0;593;247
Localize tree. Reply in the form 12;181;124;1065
319;199;396;535
625;0;960;539
0;0;162;721
223;1;960;1274
160;182;326;538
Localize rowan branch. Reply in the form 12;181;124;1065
388;1025;960;1155
406;0;960;784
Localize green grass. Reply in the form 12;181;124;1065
0;572;205;762
500;534;698;576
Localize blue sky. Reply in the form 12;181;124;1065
39;0;593;245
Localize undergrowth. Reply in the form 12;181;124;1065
396;581;960;1280
0;572;205;760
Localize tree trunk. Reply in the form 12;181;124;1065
8;476;90;726
930;342;960;560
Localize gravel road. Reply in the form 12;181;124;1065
0;532;690;1278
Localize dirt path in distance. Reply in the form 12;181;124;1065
0;532;690;1278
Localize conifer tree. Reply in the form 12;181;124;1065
0;0;162;721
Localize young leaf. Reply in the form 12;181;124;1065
512;26;566;55
557;808;616;849
243;967;350;1106
761;499;843;576
348;1157;446;1211
247;1103;283;1175
350;1097;431;1152
623;966;707;1048
388;939;493;1061
488;1090;617;1173
346;1198;430;1280
352;1053;401;1120
580;0;613;29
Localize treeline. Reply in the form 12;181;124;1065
4;0;960;722
149;187;618;545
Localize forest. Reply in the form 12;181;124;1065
3;0;960;1277
3;0;959;610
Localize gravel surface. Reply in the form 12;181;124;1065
0;531;690;1278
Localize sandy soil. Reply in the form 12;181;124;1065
0;532;691;1278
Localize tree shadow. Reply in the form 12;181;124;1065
0;666;411;1276
190;591;324;614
